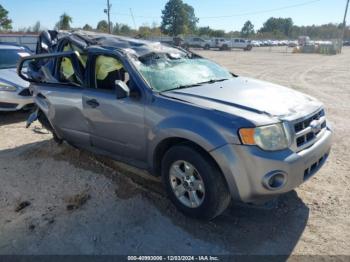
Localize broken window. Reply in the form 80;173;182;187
62;43;87;68
94;55;129;91
58;56;81;84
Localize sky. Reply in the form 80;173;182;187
1;0;348;31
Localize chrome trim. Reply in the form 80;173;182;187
297;128;327;152
288;108;327;153
295;116;326;137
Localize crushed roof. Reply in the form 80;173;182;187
61;30;186;57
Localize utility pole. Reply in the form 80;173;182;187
104;0;112;34
341;0;350;51
130;8;137;30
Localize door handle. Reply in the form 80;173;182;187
86;99;100;108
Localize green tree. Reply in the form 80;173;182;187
150;22;161;36
241;20;254;38
161;0;198;36
120;24;132;35
55;13;73;30
96;20;109;32
113;23;121;34
259;17;293;38
0;4;12;31
211;29;226;37
197;26;212;36
32;21;41;33
183;3;198;33
138;24;152;38
83;24;93;31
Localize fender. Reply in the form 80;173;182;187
147;115;230;171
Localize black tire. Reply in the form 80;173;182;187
220;44;231;51
204;44;210;50
244;45;253;51
161;145;231;220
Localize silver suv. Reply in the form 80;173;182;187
184;37;211;50
19;31;332;219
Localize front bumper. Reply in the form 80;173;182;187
0;90;34;111
210;128;332;203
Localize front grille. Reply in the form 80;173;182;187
304;153;329;180
294;109;327;151
0;102;18;109
18;88;31;96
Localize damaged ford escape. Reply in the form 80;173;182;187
18;31;332;219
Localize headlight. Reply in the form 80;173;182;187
239;123;290;151
0;82;17;92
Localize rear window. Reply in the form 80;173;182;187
0;49;30;69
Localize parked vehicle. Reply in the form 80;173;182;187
184;37;211;50
210;38;229;50
210;38;252;51
298;36;311;46
251;40;261;47
0;43;33;111
288;40;298;48
19;31;332;219
231;39;253;51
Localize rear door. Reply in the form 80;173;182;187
82;52;146;162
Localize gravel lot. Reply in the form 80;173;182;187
0;47;349;256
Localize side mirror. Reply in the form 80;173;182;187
115;80;130;99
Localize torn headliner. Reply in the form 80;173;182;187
57;30;187;58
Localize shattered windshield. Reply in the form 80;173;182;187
132;52;233;92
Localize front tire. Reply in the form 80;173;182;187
161;145;231;220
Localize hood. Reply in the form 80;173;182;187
162;77;322;120
0;68;29;90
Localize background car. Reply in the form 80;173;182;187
184;37;211;50
0;43;33;111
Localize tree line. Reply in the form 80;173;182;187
1;2;349;40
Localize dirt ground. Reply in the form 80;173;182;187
0;47;349;256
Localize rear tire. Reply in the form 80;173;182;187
244;45;253;51
161;145;231;220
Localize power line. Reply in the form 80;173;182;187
129;8;137;29
104;0;112;33
110;12;159;19
109;0;323;20
199;0;322;19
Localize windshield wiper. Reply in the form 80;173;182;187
196;78;228;85
168;83;202;91
164;78;229;92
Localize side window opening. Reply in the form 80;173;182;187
58;56;82;85
94;55;130;91
62;43;87;66
58;42;87;86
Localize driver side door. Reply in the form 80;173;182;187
82;52;147;164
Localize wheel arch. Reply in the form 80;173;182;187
151;137;225;181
